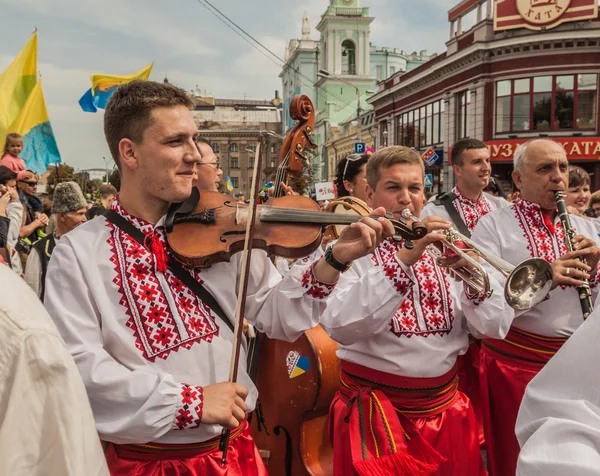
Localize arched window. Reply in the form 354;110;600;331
341;40;356;75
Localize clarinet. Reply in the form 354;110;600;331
555;191;594;319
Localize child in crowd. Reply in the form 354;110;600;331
0;133;26;178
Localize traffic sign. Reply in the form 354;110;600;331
354;142;366;154
424;174;433;188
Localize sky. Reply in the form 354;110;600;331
0;0;457;171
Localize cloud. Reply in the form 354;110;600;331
0;0;459;171
2;0;220;57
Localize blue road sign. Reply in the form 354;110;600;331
354;142;366;154
424;174;433;188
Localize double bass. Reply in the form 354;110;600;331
247;95;338;476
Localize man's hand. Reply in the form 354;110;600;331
550;235;598;289
330;207;395;264
0;191;10;218
201;382;249;429
396;216;452;267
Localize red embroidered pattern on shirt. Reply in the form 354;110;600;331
108;202;219;362
301;263;336;299
372;239;454;338
173;384;203;430
452;187;492;233
513;198;567;264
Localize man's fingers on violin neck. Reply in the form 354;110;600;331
377;217;396;237
360;216;384;233
371;206;387;217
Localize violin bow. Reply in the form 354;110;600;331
219;135;264;466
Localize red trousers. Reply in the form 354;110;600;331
329;361;485;476
104;422;268;476
480;327;567;476
457;339;485;447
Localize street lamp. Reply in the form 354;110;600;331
102;156;113;183
317;69;362;142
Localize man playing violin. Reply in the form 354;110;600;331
470;138;600;476
43;80;394;475
320;146;517;476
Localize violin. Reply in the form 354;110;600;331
166;189;426;268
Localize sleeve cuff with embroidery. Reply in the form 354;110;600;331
301;261;336;299
382;254;414;295
463;282;487;306
172;383;204;430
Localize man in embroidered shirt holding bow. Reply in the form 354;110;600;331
321;146;516;476
43;80;393;475
470;138;600;476
421;138;509;448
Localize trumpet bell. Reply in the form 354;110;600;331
505;258;553;310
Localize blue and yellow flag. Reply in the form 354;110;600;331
0;32;37;139
9;80;61;174
226;176;234;192
79;63;153;113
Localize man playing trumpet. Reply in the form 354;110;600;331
320;146;517;476
470;139;600;476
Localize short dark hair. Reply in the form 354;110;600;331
104;80;194;168
451;138;487;166
98;183;117;198
0;165;17;185
334;154;369;197
196;137;212;147
568;166;591;189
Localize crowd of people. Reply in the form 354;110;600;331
1;79;600;476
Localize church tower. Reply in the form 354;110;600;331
316;0;374;77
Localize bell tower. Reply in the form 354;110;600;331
317;0;373;77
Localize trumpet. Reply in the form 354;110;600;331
401;210;554;311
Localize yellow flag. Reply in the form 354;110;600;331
0;32;37;139
9;80;61;174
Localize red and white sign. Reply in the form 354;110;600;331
315;182;335;201
494;0;598;31
485;138;600;162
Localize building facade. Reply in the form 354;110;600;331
369;0;600;194
192;96;283;197
281;0;431;181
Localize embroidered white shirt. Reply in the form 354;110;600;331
320;237;514;378
471;198;600;337
44;201;335;445
421;187;509;233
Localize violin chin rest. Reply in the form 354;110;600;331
165;187;201;233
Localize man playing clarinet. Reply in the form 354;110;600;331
470;138;600;476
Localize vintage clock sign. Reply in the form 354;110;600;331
494;0;598;31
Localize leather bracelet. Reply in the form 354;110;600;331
325;246;351;272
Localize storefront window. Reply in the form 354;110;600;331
496;74;597;133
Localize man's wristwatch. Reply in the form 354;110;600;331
324;246;351;272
